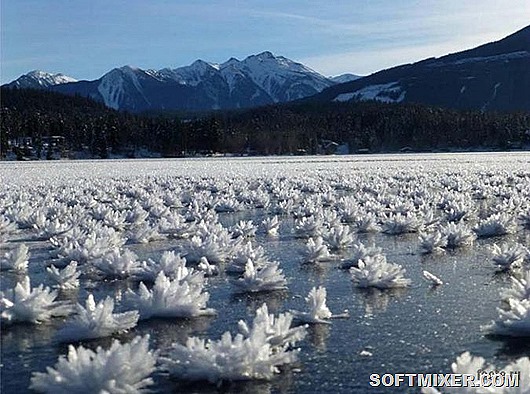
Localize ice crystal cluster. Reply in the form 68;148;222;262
350;254;411;289
124;271;215;319
30;335;157;393
423;351;529;394
160;303;306;382
483;268;530;337
56;295;139;342
1;276;72;324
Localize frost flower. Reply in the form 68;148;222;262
160;304;305;383
474;213;518;238
302;236;332;263
30;335;157;393
340;242;382;269
491;243;527;271
1;243;30;272
198;257;219;276
350;255;411;289
483;298;530;337
233;260;288;293
46;261;80;290
124;271;215;320
56;294;138;342
323;225;355;251
381;213;422;235
422;351;529;394
440;222;476;248
261;216;280;236
290;286;347;324
418;231;447;254
501;270;530;302
95;249;143;279
231;220;257;238
1;275;72;324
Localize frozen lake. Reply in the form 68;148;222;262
1;152;529;393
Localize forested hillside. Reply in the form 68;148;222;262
1;88;529;159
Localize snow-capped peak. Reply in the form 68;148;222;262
9;70;78;89
161;60;220;86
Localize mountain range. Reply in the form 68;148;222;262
5;52;359;112
4;25;530;112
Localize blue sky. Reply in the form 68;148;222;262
1;1;529;83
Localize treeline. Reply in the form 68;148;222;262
210;101;530;154
1;87;529;159
0;88;183;158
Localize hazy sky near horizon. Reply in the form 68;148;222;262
1;1;529;83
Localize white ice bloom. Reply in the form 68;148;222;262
157;213;193;238
0;215;18;239
294;286;331;323
46;261;80;289
198;257;219;276
227;242;268;273
95;248;143;279
501;270;530;302
56;294;139;342
381;213;423;235
238;303;307;349
30;335;157;394
293;216;323;238
491;243;528;271
419;231;448;254
33;218;72;239
350;255;411;289
440;222;476;248
483;298;530;337
231;220;257;238
126;222;164;244
125;206;150;226
451;351;493;378
423;352;529;394
185;234;231;264
321;210;341;228
302;236;332;263
290;286;347;324
138;251;200;284
1;243;30;272
422;270;443;286
350;212;381;233
340;242;383;269
233;260;288;293
102;209;128;230
1;275;72;324
273;199;295;215
161;327;299;383
261;215;280;236
214;197;242;213
474;213;518;238
323;225;355;251
56;227;126;263
444;200;475;222
124;271;215;320
27;209;47;231
90;203;112;221
148;202;171;219
6;202;36;229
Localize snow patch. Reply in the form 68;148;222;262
334;82;405;103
